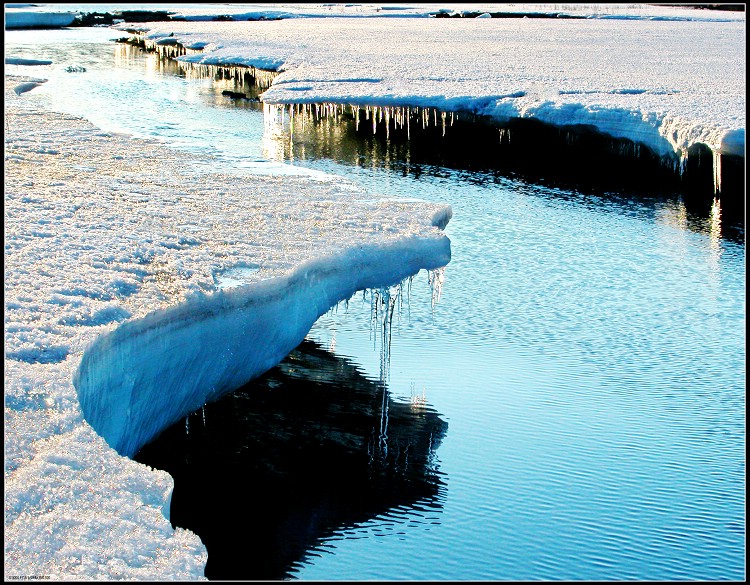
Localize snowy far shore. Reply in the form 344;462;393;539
6;4;745;159
129;12;744;164
4;74;451;579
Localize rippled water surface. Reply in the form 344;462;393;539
7;27;745;581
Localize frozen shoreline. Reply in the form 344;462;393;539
126;14;744;165
4;75;450;579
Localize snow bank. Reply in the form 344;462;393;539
132;14;743;160
4;75;450;579
5;56;53;66
4;10;76;28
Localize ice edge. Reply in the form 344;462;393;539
73;231;451;458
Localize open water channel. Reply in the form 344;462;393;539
5;26;745;581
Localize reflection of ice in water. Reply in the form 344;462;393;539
134;337;448;580
428;266;445;310
708;197;722;253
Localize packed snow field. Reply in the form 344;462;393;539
4;75;450;578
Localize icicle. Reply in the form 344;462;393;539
712;150;722;195
202;406;206;427
679;150;688;176
185;415;189;435
450;111;454;126
355;105;360;131
385;107;390;140
441;111;446;137
288;103;294;141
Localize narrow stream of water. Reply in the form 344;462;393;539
6;27;745;581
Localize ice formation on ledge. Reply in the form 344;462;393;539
130;12;743;166
4;75;450;579
74;236;450;458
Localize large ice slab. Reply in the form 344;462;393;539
132;13;744;160
4;75;450;579
74;237;449;458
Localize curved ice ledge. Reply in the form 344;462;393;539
73;234;451;458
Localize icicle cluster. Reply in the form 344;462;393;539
178;61;278;90
367;282;405;385
263;102;458;140
125;33;278;90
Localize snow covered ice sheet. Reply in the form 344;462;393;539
131;11;744;161
4;75;450;579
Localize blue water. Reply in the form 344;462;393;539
6;27;745;580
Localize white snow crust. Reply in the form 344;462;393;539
4;75;450;579
131;12;744;159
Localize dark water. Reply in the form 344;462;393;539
7;27;745;581
136;339;448;580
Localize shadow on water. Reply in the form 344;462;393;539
263;104;745;242
135;339;448;581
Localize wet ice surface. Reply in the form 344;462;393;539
4;75;450;578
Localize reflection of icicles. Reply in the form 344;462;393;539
328;328;337;352
201;405;206;427
185;415;189;435
428;267;445;310
709;197;723;252
379;384;389;456
426;432;440;474
410;381;428;411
